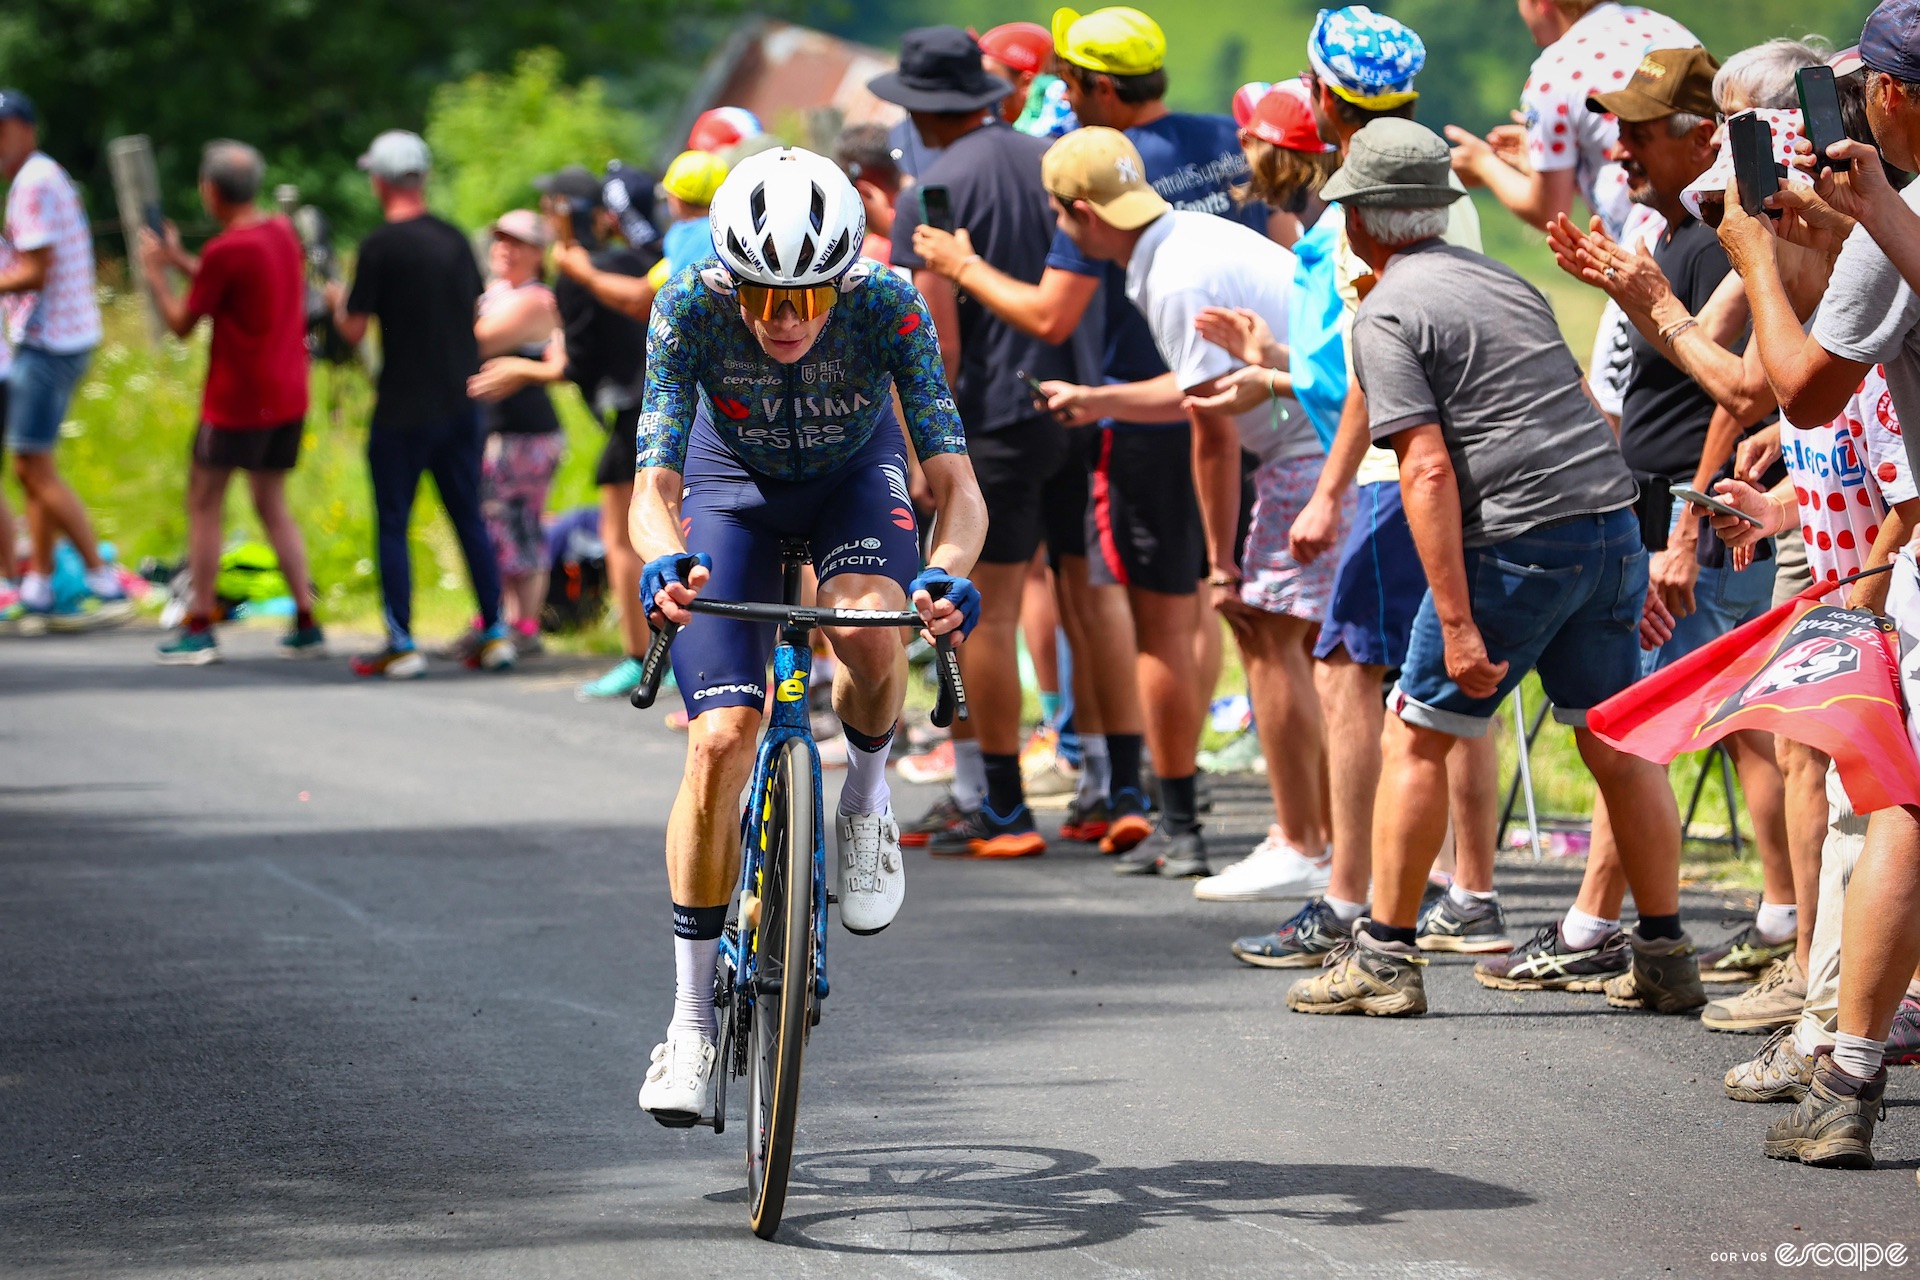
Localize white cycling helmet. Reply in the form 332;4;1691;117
708;146;866;289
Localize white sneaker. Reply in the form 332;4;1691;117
1193;835;1331;902
638;1029;716;1127
837;806;905;935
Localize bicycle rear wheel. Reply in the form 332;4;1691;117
746;737;815;1239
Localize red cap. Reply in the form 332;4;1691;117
977;22;1053;75
1244;82;1334;154
1231;81;1275;128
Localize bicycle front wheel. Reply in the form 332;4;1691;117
746;737;815;1239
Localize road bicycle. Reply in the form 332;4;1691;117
632;539;966;1239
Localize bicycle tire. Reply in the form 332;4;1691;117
746;737;814;1239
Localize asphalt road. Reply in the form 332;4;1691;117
4;625;1917;1279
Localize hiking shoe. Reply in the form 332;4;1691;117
1726;1026;1816;1103
897;739;955;785
1232;897;1354;969
1700;920;1795;985
47;595;134;632
1058;795;1110;843
1196;728;1264;775
1603;932;1708;1013
837;807;904;935
1416;891;1513;954
1474;922;1628;991
1194;834;1329;902
351;646;427;679
1099;788;1154;855
638;1029;717;1129
1702;956;1806;1033
927;805;1046;859
280;624;326;659
1113;824;1209;877
901;794;970;849
1888;994;1920;1066
1285;927;1427;1017
156;628;220;665
1764;1051;1886;1169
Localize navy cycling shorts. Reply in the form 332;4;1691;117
672;403;921;718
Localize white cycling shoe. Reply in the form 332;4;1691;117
837;806;905;935
638;1028;717;1128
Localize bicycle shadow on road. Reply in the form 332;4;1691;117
760;1143;1531;1254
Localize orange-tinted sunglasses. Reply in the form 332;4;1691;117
737;282;839;322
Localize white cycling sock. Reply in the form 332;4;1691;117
1325;894;1367;925
953;739;987;812
669;935;720;1042
839;734;890;816
1076;736;1110;807
1831;1031;1885;1080
1448;883;1497;909
1561;906;1619;950
1754;900;1799;945
1908;977;1920;999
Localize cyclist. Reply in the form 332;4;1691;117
633;148;988;1125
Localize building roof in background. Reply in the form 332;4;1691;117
672;20;904;161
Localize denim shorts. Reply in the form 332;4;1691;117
1389;507;1648;738
5;345;92;455
1644;542;1776;675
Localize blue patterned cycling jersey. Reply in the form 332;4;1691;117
638;257;967;480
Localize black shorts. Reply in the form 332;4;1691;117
595;406;641;488
969;415;1088;567
1086;425;1203;596
193;421;302;471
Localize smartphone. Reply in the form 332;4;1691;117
1670;484;1765;529
1729;114;1781;219
918;183;955;235
143;200;165;237
1018;370;1071;423
1797;65;1851;174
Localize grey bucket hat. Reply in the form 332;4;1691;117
1320;118;1465;209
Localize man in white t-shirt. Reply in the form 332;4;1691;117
0;89;127;632
1037;124;1335;886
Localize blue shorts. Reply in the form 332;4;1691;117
1644;545;1776;675
672;404;921;718
1389;508;1648;738
1313;481;1427;668
6;346;92;455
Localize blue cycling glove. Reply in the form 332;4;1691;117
908;566;981;638
640;551;712;620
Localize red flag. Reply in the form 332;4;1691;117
1588;584;1920;814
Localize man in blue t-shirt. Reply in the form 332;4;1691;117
910;5;1272;877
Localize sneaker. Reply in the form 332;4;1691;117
351;646;427;679
901;794;969;849
1700;920;1795;985
1701;956;1806;1033
1021;725;1079;798
1196;728;1264;775
577;656;648;701
1058;795;1110;843
1285;926;1427;1017
1725;1026;1816;1103
1603;932;1708;1013
1231;897;1354;969
1416;891;1513;953
444;623;485;664
1888;994;1920;1066
47;595;134;632
1473;922;1629;992
927;805;1046;859
280;624;326;659
1113;824;1209;878
837;807;904;935
1194;834;1329;902
156;628;220;665
897;739;956;785
513;628;545;657
468;629;517;671
1098;788;1154;855
0;592;44;636
1763;1050;1886;1169
637;1029;718;1128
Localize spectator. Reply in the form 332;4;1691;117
1232;83;1337;247
1042;125;1336;882
872;26;1081;858
470;209;564;656
328;129;509;678
1281;120;1693;1018
831;125;903;265
650;150;727;287
977;22;1056;129
138;139;321;664
0;89;130;632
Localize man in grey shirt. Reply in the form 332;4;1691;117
1284;119;1699;1021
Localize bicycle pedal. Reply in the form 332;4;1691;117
648;1110;702;1130
826;891;839;905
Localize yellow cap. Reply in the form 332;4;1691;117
1041;127;1170;230
662;150;729;207
1052;7;1166;76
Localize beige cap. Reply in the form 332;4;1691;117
1040;127;1170;231
491;208;551;248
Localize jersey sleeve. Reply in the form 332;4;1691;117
1863;374;1918;505
7;168;59;252
1521;56;1581;175
882;279;966;459
636;271;704;472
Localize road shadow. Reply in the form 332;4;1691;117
769;1143;1532;1253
